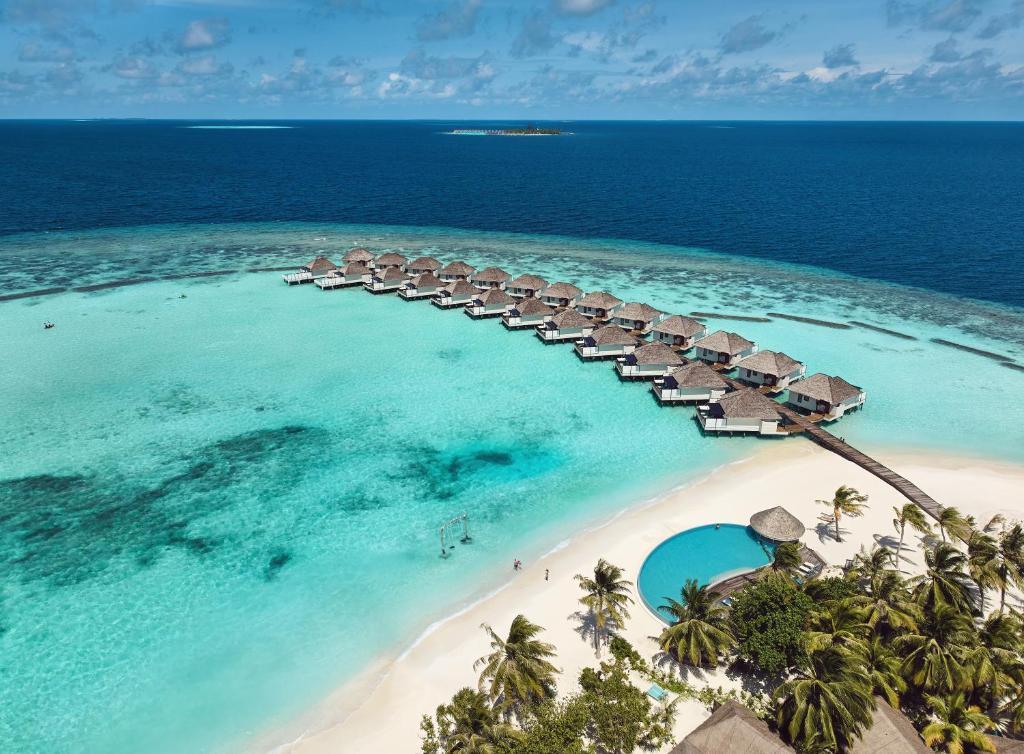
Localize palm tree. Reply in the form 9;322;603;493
474;615;559;717
854;569;921;636
994;523;1024;614
774;646;874;752
574;559;633;656
937;506;971;543
913;542;973;615
895;604;974;694
435;687;520;754
892;502;932;568
922;693;996;753
772;542;802;575
658;579;735;667
863;635;907;707
805;600;869;655
967;530;1000;615
849;545;895;584
818;485;869;542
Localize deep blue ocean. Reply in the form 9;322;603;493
1;120;1022;307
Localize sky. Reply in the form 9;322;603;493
0;0;1022;119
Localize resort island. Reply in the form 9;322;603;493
268;250;1024;754
449;125;565;136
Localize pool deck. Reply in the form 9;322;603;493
710;544;826;600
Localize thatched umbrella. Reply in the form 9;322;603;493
749;506;805;542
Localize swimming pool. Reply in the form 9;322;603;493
637;524;775;623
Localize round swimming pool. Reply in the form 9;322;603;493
637;524;775;623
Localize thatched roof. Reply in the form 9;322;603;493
473;266;511;283
304;256;337;273
665;362;729;389
410;272;442;287
695;330;755;355
407;256;441;271
475;288;512;305
441;260;476;276
671;701;794;754
614;302;664;323
788;373;862;404
508;274;549;291
738;350;804;377
629;342;686;365
376;252;407;267
651;315;705;338
577;291;623;310
378;266;408;282
541;281;583;299
715;388;782;421
341;262;370;275
589;325;640;346
513;297;554;316
343;247;374;263
444;280;476;296
848;698;930;754
749;506;805;542
551;309;593;328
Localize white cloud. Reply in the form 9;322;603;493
176;17;231;53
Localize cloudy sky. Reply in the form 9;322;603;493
1;0;1022;118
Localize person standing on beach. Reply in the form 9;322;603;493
545;569;549;581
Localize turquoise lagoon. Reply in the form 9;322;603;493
1;223;1024;754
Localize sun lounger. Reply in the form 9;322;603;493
647;684;668;702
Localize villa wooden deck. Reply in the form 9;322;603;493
711;545;826;600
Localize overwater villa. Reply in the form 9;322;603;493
472;267;512;290
283;255;337;284
439;260;476;283
342;247;375;266
314;270;349;290
502;297;554;329
735;350;806;390
697;387;783;435
694;330;758;366
535;308;597;343
538;282;583;308
465;288;514;318
609;302;664;332
615;342;686;379
431;279;477;308
575;291;623;320
317;261;371;289
364;265;409;294
374;252;408;271
406;256;443;276
506;274;549;299
398;272;445;300
575;324;641;360
649;315;707;349
786;373;866;419
652;361;730;404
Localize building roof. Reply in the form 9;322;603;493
407;256;441;271
614;302;664;323
651;315;706;338
749;506;805;542
443;280;477;296
672;701;794;754
541;281;583;299
410;272;442;288
577;290;623;310
714;388;782;421
378;266;408;282
551;309;593;328
304;256;337;273
589;325;640;346
513;297;554;315
341;262;370;275
441;260;476;276
630;342;686;365
472;266;511;283
666;362;730;389
788;373;863;404
695;330;755;355
508;273;549;291
343;247;374;263
376;252;407;266
848;698;931;754
738;350;804;378
475;288;512;305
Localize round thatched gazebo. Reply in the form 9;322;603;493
749;506;805;542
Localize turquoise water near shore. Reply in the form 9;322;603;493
1;222;1023;754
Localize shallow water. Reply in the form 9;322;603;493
1;222;1023;754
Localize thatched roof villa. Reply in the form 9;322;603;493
439;260;476;283
364;265;409;293
650;315;707;349
576;291;623;320
398;272;445;300
538;282;583;308
507;274;549;299
431;279;477;308
472;266;512;290
697;388;783;435
343;247;375;265
615;341;686;379
786;373;866;420
694;330;758;366
284;255;337;284
375;252;408;271
406;256;443;276
736;350;806;390
535;308;597;343
465;288;514;318
502;296;554;329
610;302;664;332
652;361;730;404
574;324;641;360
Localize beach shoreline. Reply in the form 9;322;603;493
248;440;1024;754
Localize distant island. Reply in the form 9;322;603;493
448;125;564;136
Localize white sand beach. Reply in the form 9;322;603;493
259;440;1024;754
